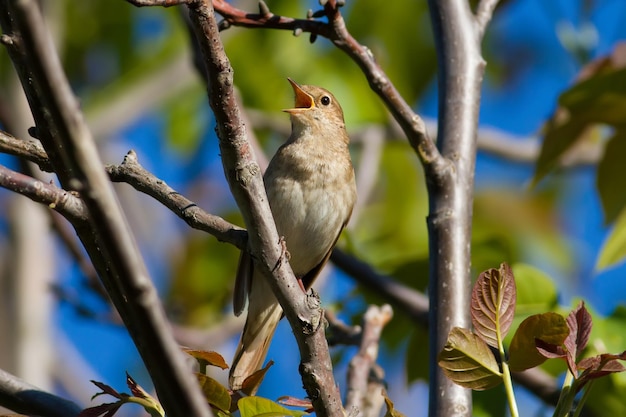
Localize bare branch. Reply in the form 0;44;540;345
0;1;212;416
426;0;484;415
475;0;501;39
184;1;344;415
0;164;86;223
344;305;393;417
0;368;81;417
0;130;52;171
107;150;248;250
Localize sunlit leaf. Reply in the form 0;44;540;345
237;396;308;417
508;313;569;372
597;206;626;271
196;373;231;413
438;327;502;390
471;263;516;348
511;263;558;314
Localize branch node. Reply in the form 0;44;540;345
309;32;318;44
293;27;303;37
0;33;14;45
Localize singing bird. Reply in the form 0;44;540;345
229;79;357;391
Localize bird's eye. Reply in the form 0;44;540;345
320;95;331;106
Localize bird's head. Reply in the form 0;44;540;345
283;78;346;141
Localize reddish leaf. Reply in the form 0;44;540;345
471;263;517;348
563;302;593;376
241;360;274;396
535;338;567;359
576;351;626;392
78;402;122;417
89;381;122;400
183;348;229;370
126;373;149;400
277;396;314;412
508;312;569;372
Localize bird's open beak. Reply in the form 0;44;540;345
283;78;314;113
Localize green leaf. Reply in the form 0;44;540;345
508;312;569;372
470;263;517;348
597;131;626;224
596;206;626;271
196;373;231;413
438;327;502;390
237;396;307;417
510;263;558;314
533;116;590;185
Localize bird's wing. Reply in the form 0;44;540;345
233;249;253;316
300;218;350;290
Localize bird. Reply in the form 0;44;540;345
229;78;357;393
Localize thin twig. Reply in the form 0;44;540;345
475;0;501;39
344;305;393;417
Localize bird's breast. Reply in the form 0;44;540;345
264;155;355;277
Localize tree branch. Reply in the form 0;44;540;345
182;0;344;415
475;0;501;39
0;1;212;416
0;368;81;417
426;1;486;415
344;305;393;417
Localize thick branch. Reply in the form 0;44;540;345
183;1;344;415
426;1;485;416
0;2;212;416
0;368;81;417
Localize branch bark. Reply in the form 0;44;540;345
425;0;498;415
0;1;212;416
0;368;81;417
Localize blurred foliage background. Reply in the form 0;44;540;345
1;0;626;416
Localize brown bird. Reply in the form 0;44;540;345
229;79;357;392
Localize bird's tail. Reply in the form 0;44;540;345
229;300;283;393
